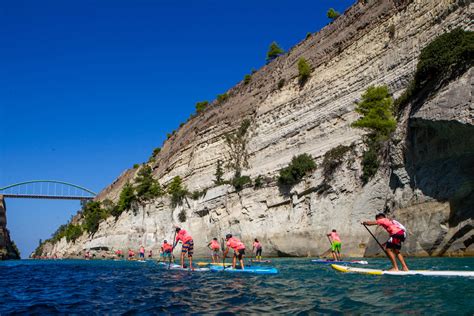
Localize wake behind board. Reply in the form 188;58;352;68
210;265;278;274
157;262;209;272
312;259;368;265
331;264;474;277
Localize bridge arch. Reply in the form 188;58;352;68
0;180;97;200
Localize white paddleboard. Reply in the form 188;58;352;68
157;262;209;272
331;264;474;277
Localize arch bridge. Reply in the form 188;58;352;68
0;180;97;201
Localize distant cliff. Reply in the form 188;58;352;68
36;0;473;259
0;196;20;260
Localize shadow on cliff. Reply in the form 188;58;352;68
400;119;474;226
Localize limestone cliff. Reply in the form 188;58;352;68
37;0;473;258
0;196;20;260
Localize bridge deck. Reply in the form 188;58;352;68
2;194;94;200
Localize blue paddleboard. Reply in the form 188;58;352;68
210;265;278;274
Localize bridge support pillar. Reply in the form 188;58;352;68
0;195;20;260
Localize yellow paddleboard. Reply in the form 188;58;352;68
197;262;233;267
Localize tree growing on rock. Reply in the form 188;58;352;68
266;41;285;62
214;159;224;185
135;165;163;201
327;8;340;20
167;176;188;207
298;57;311;86
225;119;251;177
352;85;396;184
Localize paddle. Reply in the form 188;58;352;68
362;223;389;258
221;238;226;271
169;229;177;270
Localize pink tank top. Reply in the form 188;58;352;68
227;237;246;250
330;232;341;242
376;218;404;235
176;229;193;243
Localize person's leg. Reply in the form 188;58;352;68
396;250;409;271
240;254;245;270
232;254;237;269
386;248;399;271
331;251;337;261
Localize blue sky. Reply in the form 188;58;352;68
0;0;355;257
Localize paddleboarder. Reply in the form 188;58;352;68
173;227;194;270
160;240;173;262
327;229;342;261
223;234;246;269
252;238;263;262
207;238;220;263
139;245;145;260
362;213;409;271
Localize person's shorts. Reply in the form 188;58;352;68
161;252;171;258
139;253;145;258
386;232;406;250
331;241;342;252
256;248;262;256
234;249;245;260
211;249;219;256
182;240;194;257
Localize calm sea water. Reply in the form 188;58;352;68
1;257;473;314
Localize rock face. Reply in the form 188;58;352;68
38;0;473;258
0;196;20;260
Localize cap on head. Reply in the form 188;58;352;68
375;213;386;219
226;233;232;240
164;240;167;243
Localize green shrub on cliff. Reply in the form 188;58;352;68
168;176;188;207
278;154;316;186
395;28;474;111
298;57;311;85
232;174;252;191
113;182;136;217
65;224;83;243
352;85;395;184
135;165;163;201
195;101;209;114
216;93;229;104
322;145;352;181
352;86;396;139
82;201;107;235
243;74;252;85
266;41;285;62
327;8;340;20
214;159;224;185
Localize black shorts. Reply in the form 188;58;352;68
256;248;262;256
234;249;245;260
386;233;406;250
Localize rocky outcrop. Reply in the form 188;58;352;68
38;0;473;258
0;196;20;260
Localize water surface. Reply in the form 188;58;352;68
1;258;473;314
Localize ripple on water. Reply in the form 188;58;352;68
0;258;473;314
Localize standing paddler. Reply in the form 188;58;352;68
327;229;342;261
223;234;246;269
173;226;194;271
362;213;409;271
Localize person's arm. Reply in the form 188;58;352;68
362;220;378;226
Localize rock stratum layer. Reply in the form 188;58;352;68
38;0;473;258
0;196;20;260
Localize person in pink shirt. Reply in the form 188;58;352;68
223;234;246;269
363;213;409;271
173;227;194;270
207;238;221;263
252;239;263;262
326;229;342;261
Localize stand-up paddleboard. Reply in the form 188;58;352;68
331;264;474;277
210;265;278;274
312;259;368;265
249;259;272;264
197;262;233;267
157;262;210;272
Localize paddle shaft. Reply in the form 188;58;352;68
221;238;226;271
169;230;177;269
363;224;389;258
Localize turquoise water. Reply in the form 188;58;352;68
1;258;473;314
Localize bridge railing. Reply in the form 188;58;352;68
0;180;96;201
